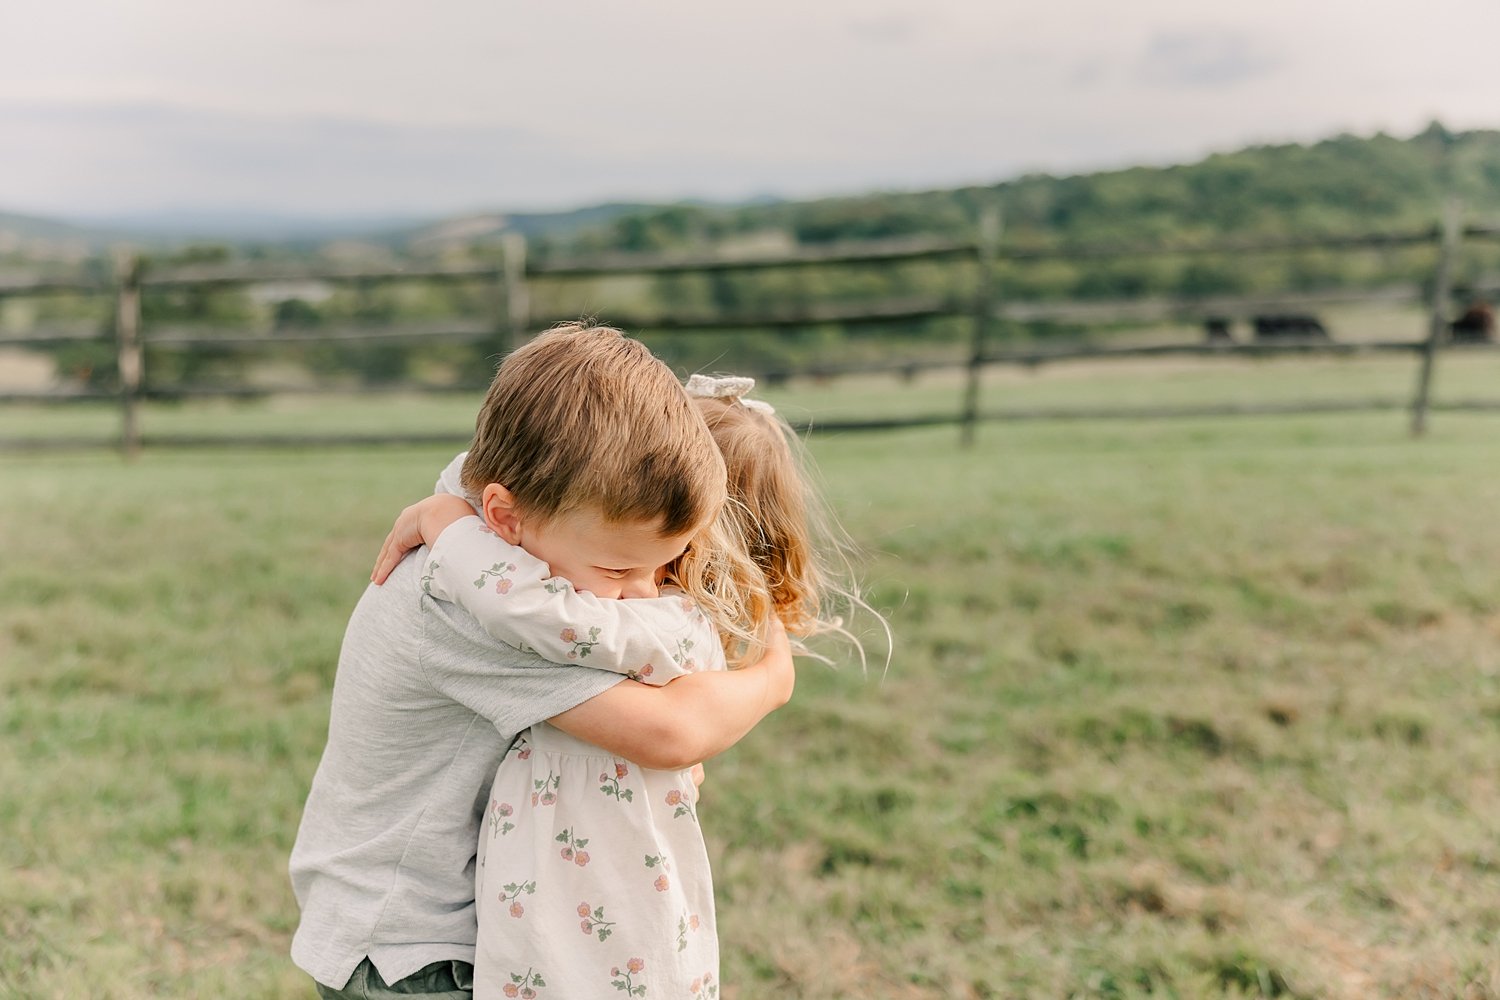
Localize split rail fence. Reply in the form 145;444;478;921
2;207;1499;454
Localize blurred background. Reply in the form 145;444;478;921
3;2;1500;998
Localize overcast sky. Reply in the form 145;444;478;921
3;0;1498;222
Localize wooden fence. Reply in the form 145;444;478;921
1;207;1498;454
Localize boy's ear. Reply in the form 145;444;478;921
480;484;524;544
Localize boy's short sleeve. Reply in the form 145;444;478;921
289;553;624;989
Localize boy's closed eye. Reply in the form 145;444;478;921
520;511;699;601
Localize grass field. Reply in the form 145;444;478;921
6;348;1500;447
3;369;1500;998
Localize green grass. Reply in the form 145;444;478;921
3;393;1500;997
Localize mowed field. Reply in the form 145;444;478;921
3;358;1500;999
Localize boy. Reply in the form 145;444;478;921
289;325;794;999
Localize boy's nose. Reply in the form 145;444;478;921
618;577;659;600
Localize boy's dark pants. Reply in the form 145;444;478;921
315;958;473;999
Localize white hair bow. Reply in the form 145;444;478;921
685;374;775;415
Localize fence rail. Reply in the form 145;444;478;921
2;205;1498;453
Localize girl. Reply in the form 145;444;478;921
373;374;873;999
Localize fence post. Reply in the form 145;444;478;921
501;232;530;350
115;254;144;458
961;204;1002;447
1410;201;1462;436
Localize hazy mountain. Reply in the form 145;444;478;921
0;202;680;258
4;123;1494;265
0;210;124;260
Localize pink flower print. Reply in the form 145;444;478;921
578;901;616;939
489;799;515;837
504;968;546;997
639;664;654;677
598;762;634;802
496;880;535;919
518;747;531;759
555;827;590;865
690;980;701;994
533;771;560;807
645;852;672;891
610;959;647;997
474;561;519;593
677;912;700;951
666;787;696;821
561;625;602;659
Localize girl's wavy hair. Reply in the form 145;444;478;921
672;385;889;672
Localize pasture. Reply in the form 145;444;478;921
3;357;1500;998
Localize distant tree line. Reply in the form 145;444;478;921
20;124;1500;388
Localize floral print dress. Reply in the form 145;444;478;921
422;517;723;999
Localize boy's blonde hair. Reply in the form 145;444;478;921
462;324;762;645
462;323;726;535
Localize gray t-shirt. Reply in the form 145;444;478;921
288;550;622;989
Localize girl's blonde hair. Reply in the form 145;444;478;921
677;386;887;670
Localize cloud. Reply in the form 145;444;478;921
4;2;1496;222
1136;28;1283;89
1;99;1006;218
0;101;639;216
846;13;926;44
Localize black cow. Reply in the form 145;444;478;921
1451;301;1495;343
1252;314;1331;341
1204;317;1234;343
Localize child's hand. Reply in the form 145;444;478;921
371;494;478;585
763;618;795;707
